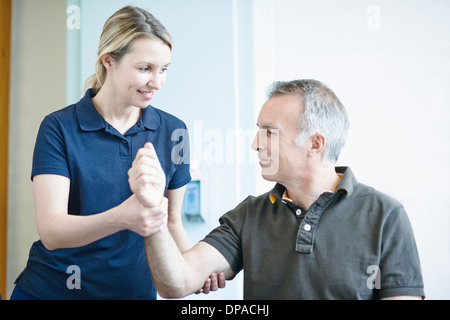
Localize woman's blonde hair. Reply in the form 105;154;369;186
84;6;172;92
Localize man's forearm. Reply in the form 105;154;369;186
145;225;192;298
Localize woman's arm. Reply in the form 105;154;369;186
34;174;167;251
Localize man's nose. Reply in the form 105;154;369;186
251;130;265;151
251;133;258;151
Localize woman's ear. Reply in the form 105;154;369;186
100;53;114;70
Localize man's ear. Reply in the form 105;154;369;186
309;134;326;158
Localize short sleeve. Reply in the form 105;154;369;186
31;115;70;180
379;206;425;298
202;202;247;274
167;125;191;190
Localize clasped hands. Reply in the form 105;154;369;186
127;142;225;294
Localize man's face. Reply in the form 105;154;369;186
252;94;308;183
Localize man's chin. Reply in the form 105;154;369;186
260;167;279;181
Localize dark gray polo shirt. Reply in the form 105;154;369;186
202;167;424;299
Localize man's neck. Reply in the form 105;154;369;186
284;165;341;210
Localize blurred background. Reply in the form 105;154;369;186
3;0;450;299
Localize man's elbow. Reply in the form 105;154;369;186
156;282;192;299
158;289;185;299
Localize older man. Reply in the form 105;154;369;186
129;79;424;299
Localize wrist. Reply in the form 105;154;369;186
107;195;137;232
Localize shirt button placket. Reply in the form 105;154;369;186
119;137;132;159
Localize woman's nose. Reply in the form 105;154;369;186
148;73;163;90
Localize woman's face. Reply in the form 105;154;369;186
104;37;172;109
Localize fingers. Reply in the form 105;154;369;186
218;272;226;289
139;197;168;237
130;144;162;178
195;272;226;295
195;277;211;295
130;159;163;181
211;273;219;292
204;274;216;294
144;141;155;151
135;143;160;163
128;143;167;208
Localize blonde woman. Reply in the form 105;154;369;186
11;6;219;300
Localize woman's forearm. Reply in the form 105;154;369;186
37;194;150;250
37;206;122;250
34;175;167;250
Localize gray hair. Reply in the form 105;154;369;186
268;79;349;164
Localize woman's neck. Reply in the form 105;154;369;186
92;86;141;135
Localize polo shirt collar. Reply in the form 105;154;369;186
141;104;160;130
334;166;356;198
76;88;161;132
76;89;105;131
269;166;357;204
269;183;288;204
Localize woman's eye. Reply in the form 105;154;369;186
139;67;150;72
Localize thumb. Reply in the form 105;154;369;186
144;142;154;150
144;142;158;158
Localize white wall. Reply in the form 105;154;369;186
71;0;257;300
259;0;450;299
7;0;66;297
73;0;257;215
8;0;449;300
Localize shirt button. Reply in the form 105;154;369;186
296;209;302;216
303;224;312;231
122;139;127;144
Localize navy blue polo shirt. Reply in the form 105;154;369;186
15;89;191;299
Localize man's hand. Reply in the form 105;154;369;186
196;273;226;294
128;143;166;208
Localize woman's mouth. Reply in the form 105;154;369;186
138;90;154;100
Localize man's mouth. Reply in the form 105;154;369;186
259;159;271;167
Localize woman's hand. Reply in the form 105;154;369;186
128;142;166;208
118;195;168;237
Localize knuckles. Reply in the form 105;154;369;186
136;207;168;237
